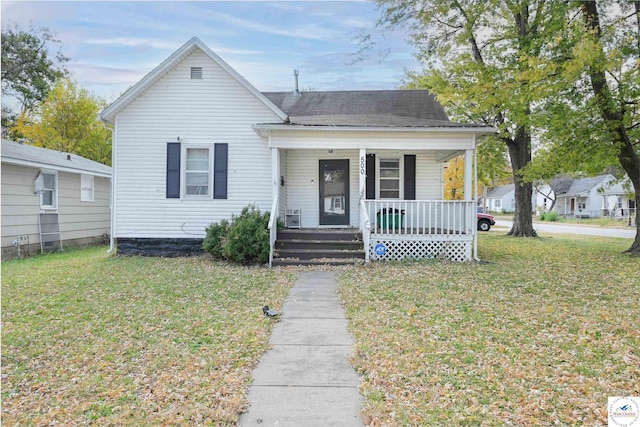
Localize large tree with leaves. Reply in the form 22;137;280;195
376;0;573;237
523;1;640;253
12;79;112;165
1;24;68;114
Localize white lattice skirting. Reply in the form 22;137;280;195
370;235;472;262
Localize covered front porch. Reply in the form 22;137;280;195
254;124;492;266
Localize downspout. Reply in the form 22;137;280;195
103;119;116;253
473;134;481;262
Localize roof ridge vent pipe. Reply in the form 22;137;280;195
293;69;300;96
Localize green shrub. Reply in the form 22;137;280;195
540;211;560;222
203;205;282;265
203;219;229;259
223;205;271;264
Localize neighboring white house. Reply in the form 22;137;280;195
1;139;112;260
100;37;496;263
601;177;636;219
552;174;616;218
486;184;515;213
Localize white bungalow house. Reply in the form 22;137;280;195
552;174;616;218
485;184;515;213
1;139;111;260
100;37;496;264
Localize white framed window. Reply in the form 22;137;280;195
39;171;58;209
81;174;94;202
494;199;502;209
184;146;210;196
378;158;401;199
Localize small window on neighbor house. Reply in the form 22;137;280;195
617;196;623;209
40;172;57;209
629;199;636;209
191;67;203;79
81;174;94;202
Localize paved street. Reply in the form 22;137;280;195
494;220;636;239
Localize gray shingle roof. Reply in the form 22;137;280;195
1;139;111;176
560;175;613;196
487;184;515;199
261;90;487;128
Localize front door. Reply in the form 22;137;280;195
319;159;349;226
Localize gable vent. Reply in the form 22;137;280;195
191;67;203;79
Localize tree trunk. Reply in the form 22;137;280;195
506;128;535;237
580;0;640;254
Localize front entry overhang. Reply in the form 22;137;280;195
252;124;496;152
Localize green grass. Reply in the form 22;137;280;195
338;234;640;426
1;247;295;426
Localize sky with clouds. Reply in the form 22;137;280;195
1;1;421;106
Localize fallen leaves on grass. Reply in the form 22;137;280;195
1;247;295;426
338;234;640;426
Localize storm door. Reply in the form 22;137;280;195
319;159;349;226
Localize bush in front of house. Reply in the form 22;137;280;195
203;205;274;265
540;211;560;222
203;218;229;259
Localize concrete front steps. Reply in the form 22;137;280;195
273;229;365;266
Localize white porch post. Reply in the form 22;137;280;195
464;148;473;201
359;148;366;202
268;146;280;267
272;146;280;206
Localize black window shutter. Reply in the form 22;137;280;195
404;155;416;200
366;154;376;199
166;143;181;198
214;143;228;199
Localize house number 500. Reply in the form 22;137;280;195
360;156;365;175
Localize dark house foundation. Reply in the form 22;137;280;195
116;238;204;257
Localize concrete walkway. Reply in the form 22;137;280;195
239;271;363;427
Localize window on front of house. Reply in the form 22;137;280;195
185;148;210;196
41;172;57;209
379;158;400;199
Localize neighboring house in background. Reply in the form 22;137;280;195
100;37;495;264
1;139;111;260
552;174;616;218
486;184;515;213
601;177;636;218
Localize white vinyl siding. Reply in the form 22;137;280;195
81;174;94;202
113;48;281;238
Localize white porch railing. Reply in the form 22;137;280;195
363;200;476;236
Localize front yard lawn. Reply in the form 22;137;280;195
338;234;640;426
1;247;294;426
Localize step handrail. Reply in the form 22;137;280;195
359;199;371;262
